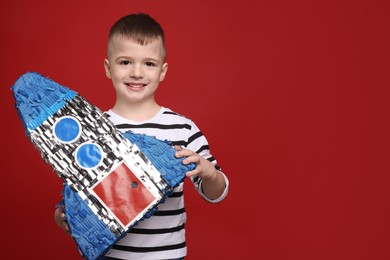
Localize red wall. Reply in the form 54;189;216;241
1;1;389;259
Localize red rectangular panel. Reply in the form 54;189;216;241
92;163;156;227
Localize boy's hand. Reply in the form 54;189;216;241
174;145;218;181
54;204;70;235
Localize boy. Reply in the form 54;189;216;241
55;13;229;260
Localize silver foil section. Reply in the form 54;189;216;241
29;95;169;236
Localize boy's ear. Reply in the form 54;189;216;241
104;59;112;79
160;62;168;81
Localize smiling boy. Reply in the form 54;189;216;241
55;13;229;260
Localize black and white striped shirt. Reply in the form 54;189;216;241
104;107;229;260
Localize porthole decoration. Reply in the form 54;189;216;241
53;116;81;143
75;142;104;169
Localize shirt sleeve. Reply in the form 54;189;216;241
186;121;229;203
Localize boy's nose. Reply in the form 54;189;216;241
130;64;144;79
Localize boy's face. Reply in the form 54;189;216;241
104;35;168;105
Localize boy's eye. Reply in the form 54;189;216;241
145;61;156;67
120;60;130;65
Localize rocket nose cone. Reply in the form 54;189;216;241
11;72;78;135
11;72;40;102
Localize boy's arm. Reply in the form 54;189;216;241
199;168;228;200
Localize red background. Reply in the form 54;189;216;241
1;1;389;259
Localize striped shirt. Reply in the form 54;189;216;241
104;107;229;260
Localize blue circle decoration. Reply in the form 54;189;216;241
75;143;103;169
54;116;81;143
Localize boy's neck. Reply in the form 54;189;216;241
111;101;161;122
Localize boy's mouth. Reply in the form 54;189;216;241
125;83;146;89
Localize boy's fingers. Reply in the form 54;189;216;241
58;204;65;213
